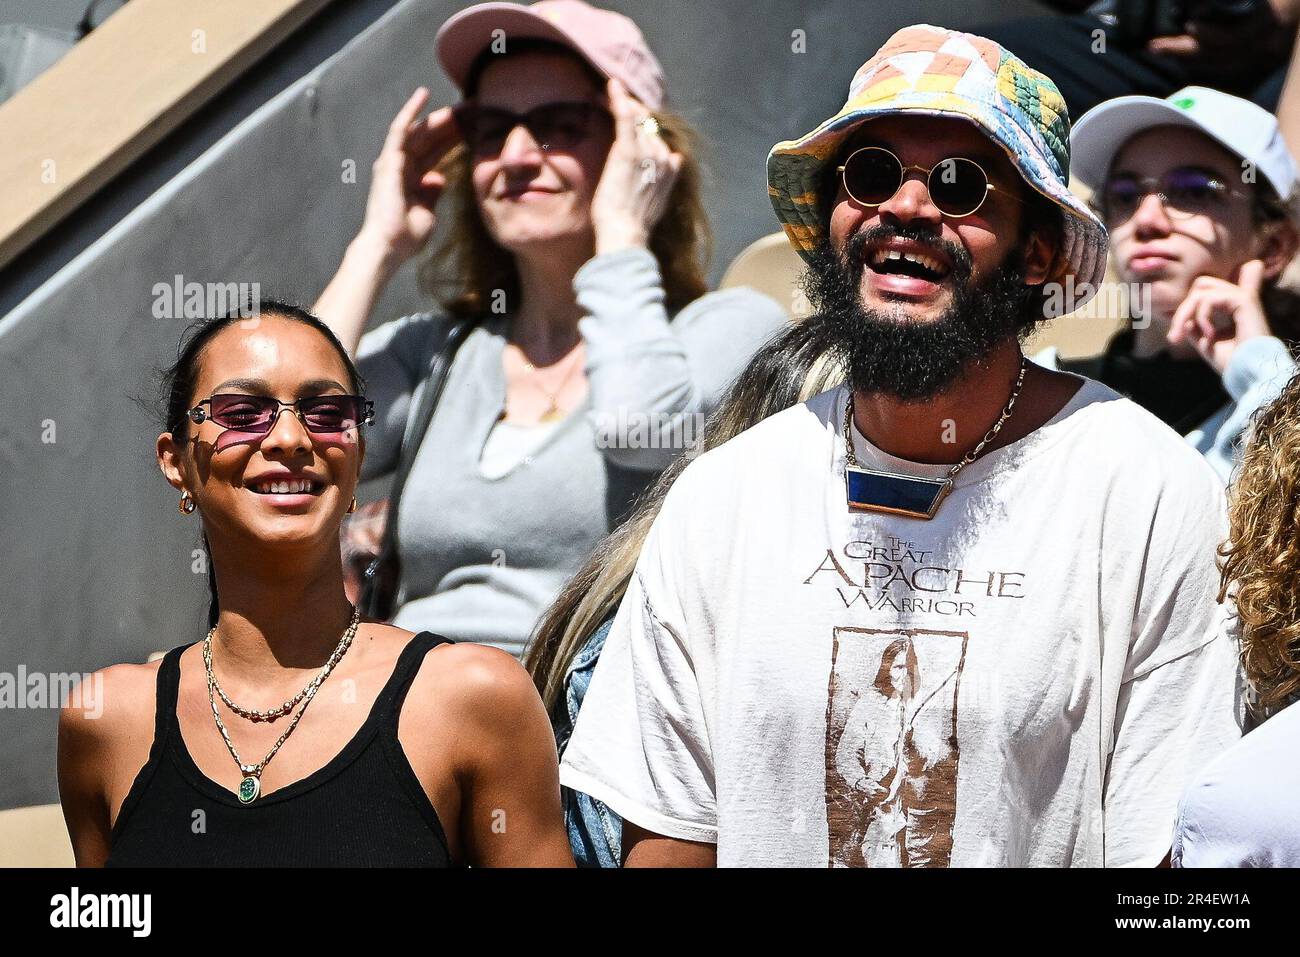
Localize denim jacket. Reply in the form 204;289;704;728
554;617;622;867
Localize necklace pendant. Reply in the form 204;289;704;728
238;774;261;804
845;465;952;520
538;403;563;424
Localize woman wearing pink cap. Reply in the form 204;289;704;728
313;0;785;658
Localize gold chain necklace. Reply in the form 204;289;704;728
843;357;1027;519
202;604;360;803
500;341;585;424
206;606;359;722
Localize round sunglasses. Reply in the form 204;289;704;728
836;146;1021;218
452;101;613;158
188;394;374;435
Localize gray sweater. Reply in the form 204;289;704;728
357;247;788;656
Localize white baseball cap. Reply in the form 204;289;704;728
1071;86;1299;209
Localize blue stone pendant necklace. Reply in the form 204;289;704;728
203;605;361;803
843;358;1027;520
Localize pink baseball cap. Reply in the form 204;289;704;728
435;0;666;109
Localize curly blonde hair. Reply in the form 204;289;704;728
1219;361;1300;719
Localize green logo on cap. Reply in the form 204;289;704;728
1173;97;1196;110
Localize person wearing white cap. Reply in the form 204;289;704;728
1043;85;1300;481
310;1;786;656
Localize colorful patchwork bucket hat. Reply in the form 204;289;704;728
767;24;1108;306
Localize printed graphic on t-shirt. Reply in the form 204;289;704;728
804;536;1025;866
824;626;968;868
802;536;1026;619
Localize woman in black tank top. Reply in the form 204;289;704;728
58;303;573;867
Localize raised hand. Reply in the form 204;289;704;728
359;88;460;265
590;78;683;256
1167;259;1270;374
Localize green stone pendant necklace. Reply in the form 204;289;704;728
203;605;360;804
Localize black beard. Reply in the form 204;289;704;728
801;225;1038;401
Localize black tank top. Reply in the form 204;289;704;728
106;632;455;867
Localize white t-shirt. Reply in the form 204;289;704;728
560;378;1244;867
1172;692;1300;867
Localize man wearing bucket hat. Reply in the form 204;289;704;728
561;25;1241;867
1041;86;1300;482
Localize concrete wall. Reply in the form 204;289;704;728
0;0;1035;809
3;0;95;30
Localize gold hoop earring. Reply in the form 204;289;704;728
179;492;196;514
347;497;357;514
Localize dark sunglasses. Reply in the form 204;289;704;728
1099;167;1249;223
837;146;1021;218
452;101;612;157
188;394;374;434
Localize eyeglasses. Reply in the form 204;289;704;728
452;101;613;157
1099;168;1250;224
188;394;374;435
836;146;1021;218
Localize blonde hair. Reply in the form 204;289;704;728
1218;362;1300;719
419;106;711;317
523;318;844;716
